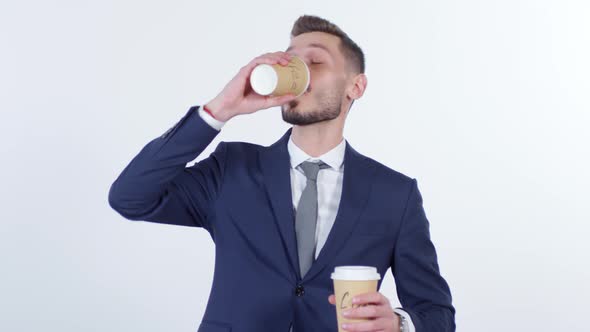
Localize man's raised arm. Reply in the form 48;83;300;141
108;105;226;232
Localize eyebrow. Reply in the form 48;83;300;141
285;43;332;56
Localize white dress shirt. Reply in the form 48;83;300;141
198;107;415;331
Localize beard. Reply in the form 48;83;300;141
280;87;343;126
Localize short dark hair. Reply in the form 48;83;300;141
290;15;365;75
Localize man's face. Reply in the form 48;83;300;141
281;32;350;126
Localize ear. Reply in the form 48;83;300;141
347;73;367;101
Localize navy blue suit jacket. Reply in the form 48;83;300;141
108;105;456;332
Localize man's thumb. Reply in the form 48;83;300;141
328;294;336;305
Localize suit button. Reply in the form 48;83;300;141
295;285;305;297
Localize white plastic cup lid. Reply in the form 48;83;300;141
330;266;381;281
249;64;278;95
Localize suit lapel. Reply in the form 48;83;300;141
301;141;376;282
259;127;300;280
259;128;378;282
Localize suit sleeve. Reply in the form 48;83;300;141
108;105;227;233
391;178;456;332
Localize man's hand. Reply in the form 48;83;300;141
328;292;400;332
204;51;298;122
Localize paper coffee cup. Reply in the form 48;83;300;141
249;55;310;98
331;266;381;332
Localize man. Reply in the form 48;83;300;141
108;14;455;332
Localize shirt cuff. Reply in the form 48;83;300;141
198;105;226;131
393;308;416;332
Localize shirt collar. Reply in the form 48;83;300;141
287;134;346;171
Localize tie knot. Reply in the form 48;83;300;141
299;160;330;181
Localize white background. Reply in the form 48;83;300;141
1;1;588;331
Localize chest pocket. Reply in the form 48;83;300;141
352;218;393;237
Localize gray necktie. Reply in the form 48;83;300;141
295;160;330;279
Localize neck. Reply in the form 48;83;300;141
290;120;344;157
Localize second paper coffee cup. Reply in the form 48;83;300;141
249;55;310;98
331;266;381;332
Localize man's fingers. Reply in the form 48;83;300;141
351;291;388;306
266;93;296;108
342;304;391;320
